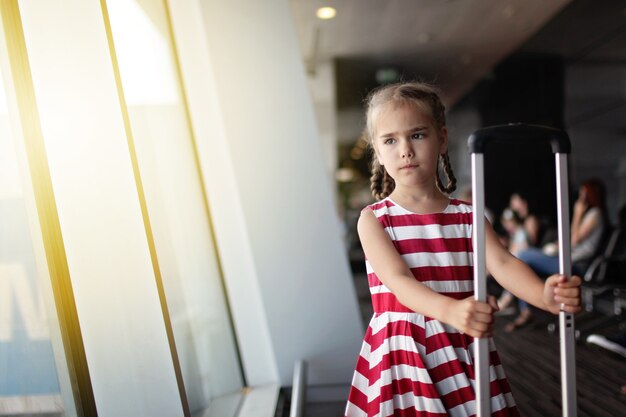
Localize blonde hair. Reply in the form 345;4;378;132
364;82;456;200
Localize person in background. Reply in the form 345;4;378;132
509;192;541;247
500;208;529;256
505;179;607;331
497;193;541;311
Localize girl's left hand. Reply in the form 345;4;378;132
543;274;582;314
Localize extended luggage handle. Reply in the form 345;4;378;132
468;123;576;417
468;123;571;154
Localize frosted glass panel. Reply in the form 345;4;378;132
106;0;243;413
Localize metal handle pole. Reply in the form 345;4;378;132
468;125;576;417
471;153;490;417
290;360;307;417
556;154;577;417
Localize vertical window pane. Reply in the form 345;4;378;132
106;0;244;413
0;38;75;417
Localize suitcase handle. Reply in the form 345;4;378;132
468;123;577;417
468;123;571;154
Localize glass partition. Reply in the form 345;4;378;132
0;25;76;417
105;0;244;413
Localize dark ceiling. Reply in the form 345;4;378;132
336;0;626;116
521;0;626;63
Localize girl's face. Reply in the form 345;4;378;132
373;102;447;190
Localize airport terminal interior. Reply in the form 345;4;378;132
1;0;626;416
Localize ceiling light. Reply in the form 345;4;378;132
316;7;337;20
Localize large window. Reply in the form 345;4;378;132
105;0;244;413
0;29;76;417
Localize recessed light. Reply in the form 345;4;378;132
317;7;337;20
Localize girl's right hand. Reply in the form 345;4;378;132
443;296;499;338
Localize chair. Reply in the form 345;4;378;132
575;226;626;339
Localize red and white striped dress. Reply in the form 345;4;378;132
345;198;519;417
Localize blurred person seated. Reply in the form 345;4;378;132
506;179;608;331
508;191;542;247
501;207;529;256
497;207;529;313
497;192;551;312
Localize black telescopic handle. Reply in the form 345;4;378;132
468;123;571;154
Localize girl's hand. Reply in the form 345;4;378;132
443;296;499;338
543;274;582;314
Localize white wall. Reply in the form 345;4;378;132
168;0;363;386
307;59;338;180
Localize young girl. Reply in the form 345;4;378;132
344;82;582;417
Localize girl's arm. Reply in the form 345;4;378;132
358;209;496;338
485;220;581;314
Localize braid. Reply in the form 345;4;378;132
442;153;457;193
382;169;395;198
436;152;457;194
370;163;384;200
370;160;395;200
